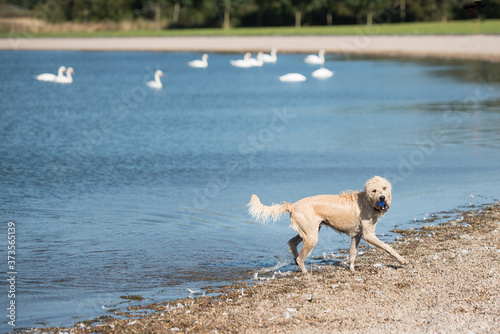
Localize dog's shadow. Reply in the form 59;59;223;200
385;264;404;270
312;255;404;273
313;256;346;269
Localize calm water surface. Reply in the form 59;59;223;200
1;50;500;329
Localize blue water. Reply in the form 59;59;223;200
1;50;500;330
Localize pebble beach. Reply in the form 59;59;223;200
26;202;500;333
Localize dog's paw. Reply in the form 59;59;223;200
400;257;409;265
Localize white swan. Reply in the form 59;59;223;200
247;52;264;67
262;48;277;63
312;67;334;79
53;67;74;84
36;66;66;82
279;73;307;82
304;49;325;65
146;70;163;90
188;54;208;68
230;53;253;68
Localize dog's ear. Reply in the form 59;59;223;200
384;180;392;206
386;190;392;206
364;177;374;193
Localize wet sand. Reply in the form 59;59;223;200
2;35;500;61
29;202;500;333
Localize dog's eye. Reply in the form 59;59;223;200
372;190;376;193
383;187;387;190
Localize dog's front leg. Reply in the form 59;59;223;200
362;230;408;266
349;234;362;271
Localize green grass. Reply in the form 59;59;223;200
2;19;500;38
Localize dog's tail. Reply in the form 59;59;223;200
247;194;292;223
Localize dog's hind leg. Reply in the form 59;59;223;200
349;234;362;271
287;235;302;261
295;234;318;274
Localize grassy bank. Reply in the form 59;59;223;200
1;19;500;38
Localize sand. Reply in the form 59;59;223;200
2;35;500;61
27;202;499;333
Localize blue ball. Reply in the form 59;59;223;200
376;201;386;207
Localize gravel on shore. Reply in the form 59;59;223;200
28;202;500;333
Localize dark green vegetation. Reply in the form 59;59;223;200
2;19;499;37
2;0;500;30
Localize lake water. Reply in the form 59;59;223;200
1;50;500;330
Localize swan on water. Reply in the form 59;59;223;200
304;49;325;65
56;67;74;84
311;67;334;79
279;73;307;82
262;48;277;63
188;54;208;68
53;67;74;84
35;66;66;82
146;70;163;90
230;53;253;68
247;52;264;67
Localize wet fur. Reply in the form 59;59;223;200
247;176;408;273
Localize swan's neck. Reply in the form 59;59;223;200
256;53;264;65
155;73;161;82
57;67;66;77
66;71;73;82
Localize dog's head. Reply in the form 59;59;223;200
364;176;392;213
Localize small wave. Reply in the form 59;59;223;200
257;259;293;274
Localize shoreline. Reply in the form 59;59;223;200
2;35;500;62
29;202;500;333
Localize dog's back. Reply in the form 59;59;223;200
290;193;362;236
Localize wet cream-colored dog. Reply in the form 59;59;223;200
247;176;408;273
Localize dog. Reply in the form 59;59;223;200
247;176;408;273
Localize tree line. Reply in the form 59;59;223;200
3;0;500;28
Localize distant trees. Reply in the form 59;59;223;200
3;0;500;28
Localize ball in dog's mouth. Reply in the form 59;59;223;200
376;200;389;211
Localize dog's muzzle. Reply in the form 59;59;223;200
375;196;389;212
375;203;390;212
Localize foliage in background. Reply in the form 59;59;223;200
1;0;500;29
